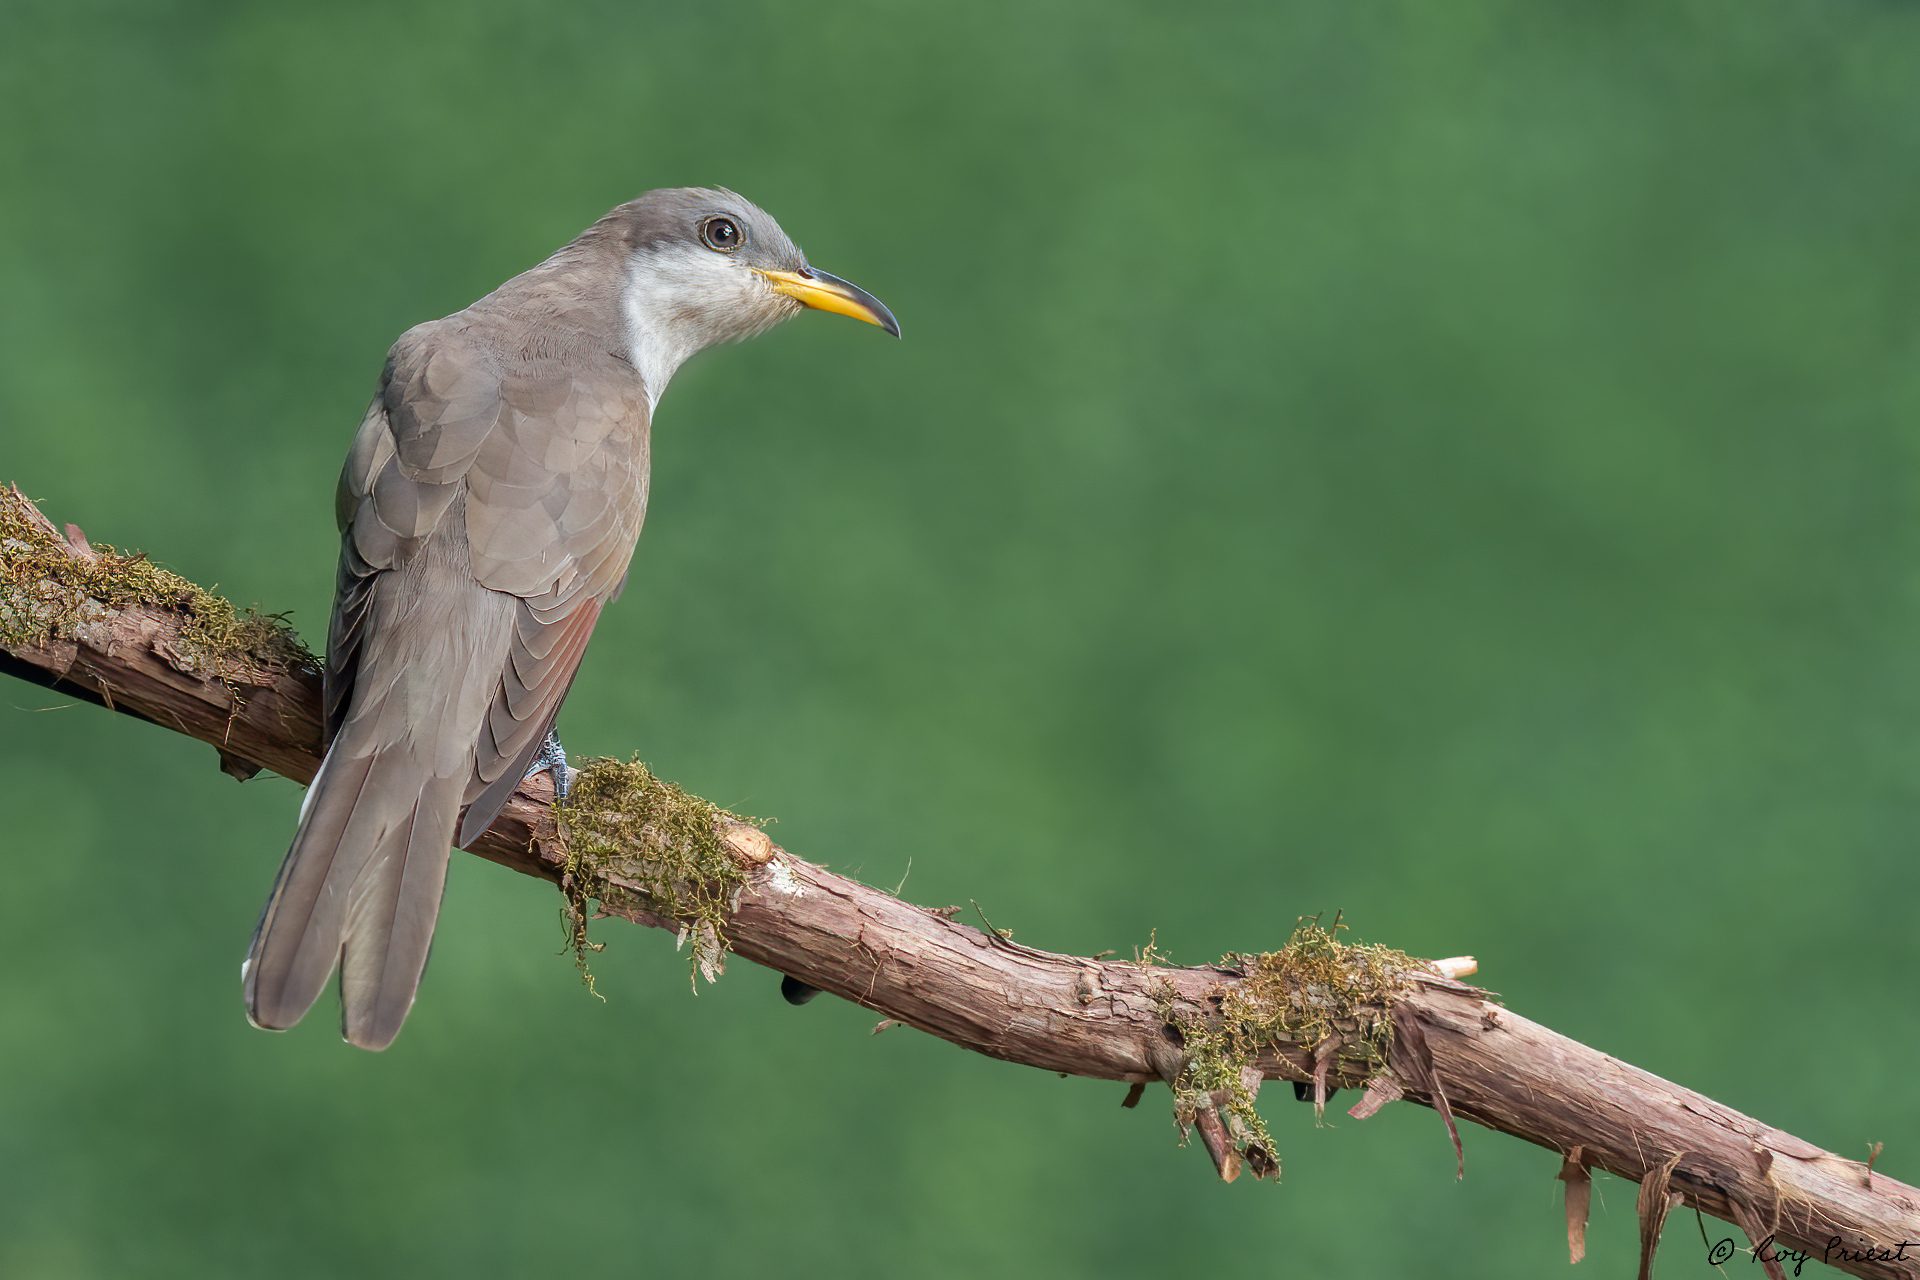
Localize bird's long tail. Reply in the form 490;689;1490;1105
243;720;465;1051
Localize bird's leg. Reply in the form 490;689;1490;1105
524;730;578;801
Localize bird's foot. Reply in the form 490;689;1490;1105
524;730;578;801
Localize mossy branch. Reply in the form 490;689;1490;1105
4;485;1917;1280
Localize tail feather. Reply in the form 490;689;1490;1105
247;523;527;1048
339;773;463;1050
244;742;382;1031
244;729;460;1049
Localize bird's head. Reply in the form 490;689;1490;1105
612;186;897;400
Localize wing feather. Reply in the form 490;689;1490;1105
254;319;650;1046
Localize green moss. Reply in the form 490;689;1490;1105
556;755;762;992
0;487;312;680
1169;916;1420;1178
1134;928;1171;967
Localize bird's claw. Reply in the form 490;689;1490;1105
525;731;578;801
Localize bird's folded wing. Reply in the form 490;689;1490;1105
330;327;650;844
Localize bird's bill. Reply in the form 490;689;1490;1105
756;267;900;337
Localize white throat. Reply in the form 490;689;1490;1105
620;246;793;410
621;257;702;411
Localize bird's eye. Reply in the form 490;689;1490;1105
700;216;743;252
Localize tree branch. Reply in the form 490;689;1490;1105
4;485;1916;1279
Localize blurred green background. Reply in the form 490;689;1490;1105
3;1;1917;1276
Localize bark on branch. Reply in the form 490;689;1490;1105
3;485;1915;1279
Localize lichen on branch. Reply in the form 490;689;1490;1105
556;755;765;990
0;486;310;680
1166;917;1421;1177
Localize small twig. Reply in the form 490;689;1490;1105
1191;1106;1242;1183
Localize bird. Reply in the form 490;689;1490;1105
243;187;898;1050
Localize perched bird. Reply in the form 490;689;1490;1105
243;188;897;1050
